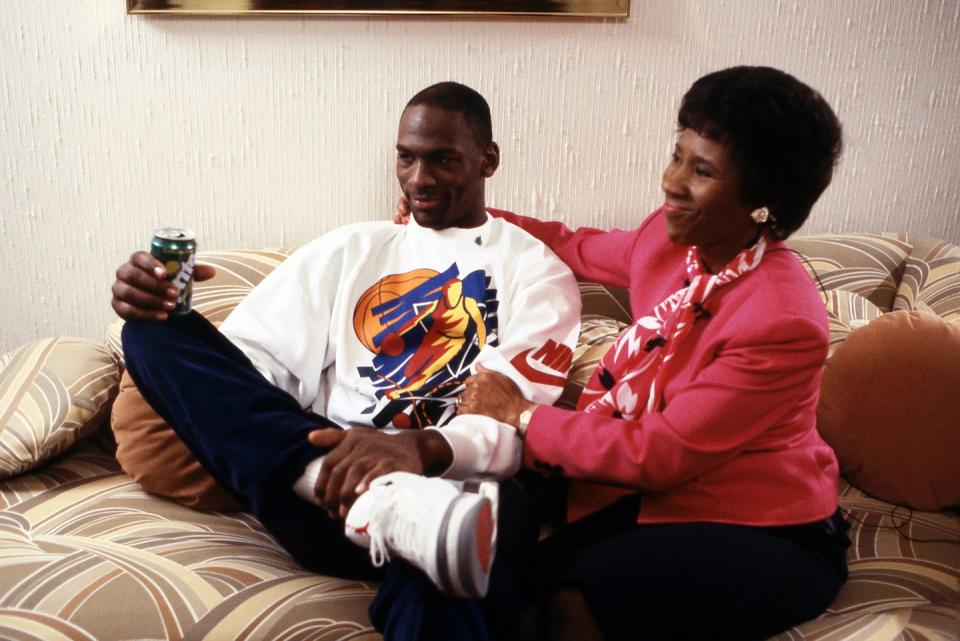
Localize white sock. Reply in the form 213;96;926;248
293;456;325;506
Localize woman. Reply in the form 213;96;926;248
457;66;850;641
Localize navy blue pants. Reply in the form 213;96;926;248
530;494;850;641
122;312;539;640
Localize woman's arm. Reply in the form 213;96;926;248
488;208;648;287
522;313;828;491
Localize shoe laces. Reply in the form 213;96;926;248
365;485;428;568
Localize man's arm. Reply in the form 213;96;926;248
434;228;582;479
218;236;346;410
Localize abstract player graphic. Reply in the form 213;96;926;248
354;263;498;429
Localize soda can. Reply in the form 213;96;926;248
150;227;197;315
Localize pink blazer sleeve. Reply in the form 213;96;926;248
521;312;828;491
487;208;646;288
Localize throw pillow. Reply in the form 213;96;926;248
112;370;243;511
821;290;883;358
788;234;911;312
817;311;960;511
556;317;628;410
893;235;960;322
1;337;120;479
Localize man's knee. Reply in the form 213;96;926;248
120;318;172;367
120;318;148;350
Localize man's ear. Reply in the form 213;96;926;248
481;142;500;178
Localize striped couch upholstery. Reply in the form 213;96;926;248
1;236;957;641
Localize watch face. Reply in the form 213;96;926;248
519;408;534;433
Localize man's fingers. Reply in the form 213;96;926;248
308;428;346;448
337;462;373;518
130;250;165;276
358;463;393;497
111;249;213;322
126;250;215;287
118;264;177;298
321;461;350;514
194;264;217;282
343;464;391;515
111;299;168;322
315;433;355;514
112;279;175;310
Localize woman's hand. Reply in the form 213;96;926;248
394;195;411;225
459;364;537;427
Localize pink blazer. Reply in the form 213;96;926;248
491;207;840;526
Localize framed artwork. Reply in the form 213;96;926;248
127;0;630;17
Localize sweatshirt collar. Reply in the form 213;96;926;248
405;211;492;248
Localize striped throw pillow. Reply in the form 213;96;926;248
0;337;120;478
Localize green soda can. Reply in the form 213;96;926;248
150;227;197;315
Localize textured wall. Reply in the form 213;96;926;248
3;0;959;352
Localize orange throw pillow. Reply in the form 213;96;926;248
817;311;960;511
111;371;243;511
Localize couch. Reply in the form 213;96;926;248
2;233;958;641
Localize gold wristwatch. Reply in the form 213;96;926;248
517;407;535;438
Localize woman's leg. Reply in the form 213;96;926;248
122;312;376;578
532;498;849;641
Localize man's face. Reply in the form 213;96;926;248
396;104;499;230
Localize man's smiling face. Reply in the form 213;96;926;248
396;104;499;230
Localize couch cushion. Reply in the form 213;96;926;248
0;337;120;480
105;248;293;363
788;234;912;312
893;234;960;322
0;441;379;641
556;316;629;410
554;281;632;409
577;280;633;325
773;480;960;640
5;443;955;641
817;311;960;511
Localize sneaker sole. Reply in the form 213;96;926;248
436;494;495;599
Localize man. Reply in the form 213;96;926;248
112;82;579;639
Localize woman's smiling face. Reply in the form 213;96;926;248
660;128;760;272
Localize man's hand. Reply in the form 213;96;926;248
307;427;452;518
459;364;537;427
111;251;215;321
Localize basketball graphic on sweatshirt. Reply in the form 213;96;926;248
354;263;499;428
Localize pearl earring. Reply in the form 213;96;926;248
750;207;770;224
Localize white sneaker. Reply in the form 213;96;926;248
344;472;497;599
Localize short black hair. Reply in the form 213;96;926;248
678;66;842;239
405;81;493;147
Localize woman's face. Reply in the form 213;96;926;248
660;128;760;272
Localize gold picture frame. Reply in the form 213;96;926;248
127;0;630;18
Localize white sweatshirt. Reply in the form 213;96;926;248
219;212;580;479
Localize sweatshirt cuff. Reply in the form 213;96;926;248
429;415;523;480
